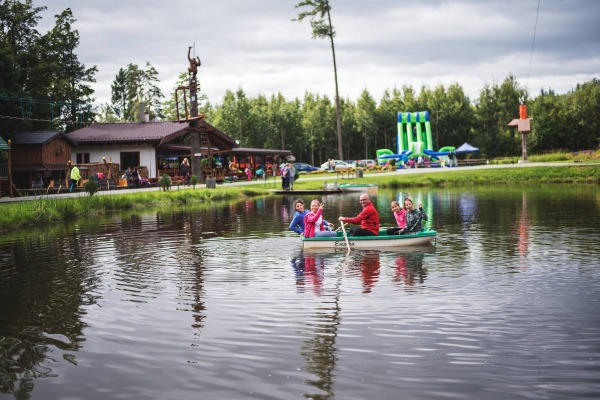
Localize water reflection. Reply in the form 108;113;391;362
514;192;530;269
291;253;326;295
1;187;599;399
299;268;341;400
392;247;434;287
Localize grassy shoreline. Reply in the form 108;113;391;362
1;164;598;231
292;164;600;190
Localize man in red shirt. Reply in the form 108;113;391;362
339;194;380;236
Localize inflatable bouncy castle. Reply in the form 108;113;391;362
397;111;434;156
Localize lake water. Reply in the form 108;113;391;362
1;186;599;400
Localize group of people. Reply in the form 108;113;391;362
243;164;267;181
123;166;141;188
280;162;296;190
289;194;428;238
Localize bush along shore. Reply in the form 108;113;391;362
1;164;598;231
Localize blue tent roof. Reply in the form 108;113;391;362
456;142;479;153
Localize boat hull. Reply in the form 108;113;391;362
302;230;437;249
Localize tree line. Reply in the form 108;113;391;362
2;0;598;166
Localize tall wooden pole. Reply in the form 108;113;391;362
188;46;204;184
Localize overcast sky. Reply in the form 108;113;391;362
38;0;600;108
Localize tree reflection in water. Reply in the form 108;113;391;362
295;251;340;400
292;247;435;399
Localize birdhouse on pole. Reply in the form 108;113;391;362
508;104;533;163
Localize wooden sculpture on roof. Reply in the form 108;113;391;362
187;46;201;78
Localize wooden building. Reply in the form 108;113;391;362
6;131;75;192
0;121;294;195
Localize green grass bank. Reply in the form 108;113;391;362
292;164;600;190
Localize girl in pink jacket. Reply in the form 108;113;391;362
386;200;407;235
304;200;337;238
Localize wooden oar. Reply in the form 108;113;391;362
340;221;351;253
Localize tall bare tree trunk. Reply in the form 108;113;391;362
326;4;343;161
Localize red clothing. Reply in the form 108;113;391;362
344;202;380;235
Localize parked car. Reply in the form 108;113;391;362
293;162;319;173
320;160;355;171
356;159;376;169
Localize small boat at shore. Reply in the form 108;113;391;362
339;183;378;193
302;230;437;249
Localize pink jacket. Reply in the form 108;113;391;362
304;208;328;238
394;209;407;228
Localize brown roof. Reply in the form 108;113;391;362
10;131;76;146
159;119;237;150
67;120;238;154
67;122;189;143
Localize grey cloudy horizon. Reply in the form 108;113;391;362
38;0;600;109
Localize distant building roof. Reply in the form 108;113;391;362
11;131;75;145
68;122;189;144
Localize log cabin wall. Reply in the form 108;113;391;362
42;137;71;165
11;137;71;167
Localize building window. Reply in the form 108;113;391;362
120;152;140;169
76;153;90;164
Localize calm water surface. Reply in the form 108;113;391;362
1;186;599;400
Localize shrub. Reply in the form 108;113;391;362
190;175;199;188
159;174;172;191
83;179;99;196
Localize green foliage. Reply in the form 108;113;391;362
355;89;377;158
190;175;199;188
159;174;172;191
99;62;164;122
83;179;99;196
473;74;527;158
0;2;96;132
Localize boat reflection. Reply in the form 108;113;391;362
391;246;436;287
290;253;326;295
294;245;436;293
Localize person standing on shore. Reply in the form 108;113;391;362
69;165;80;192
